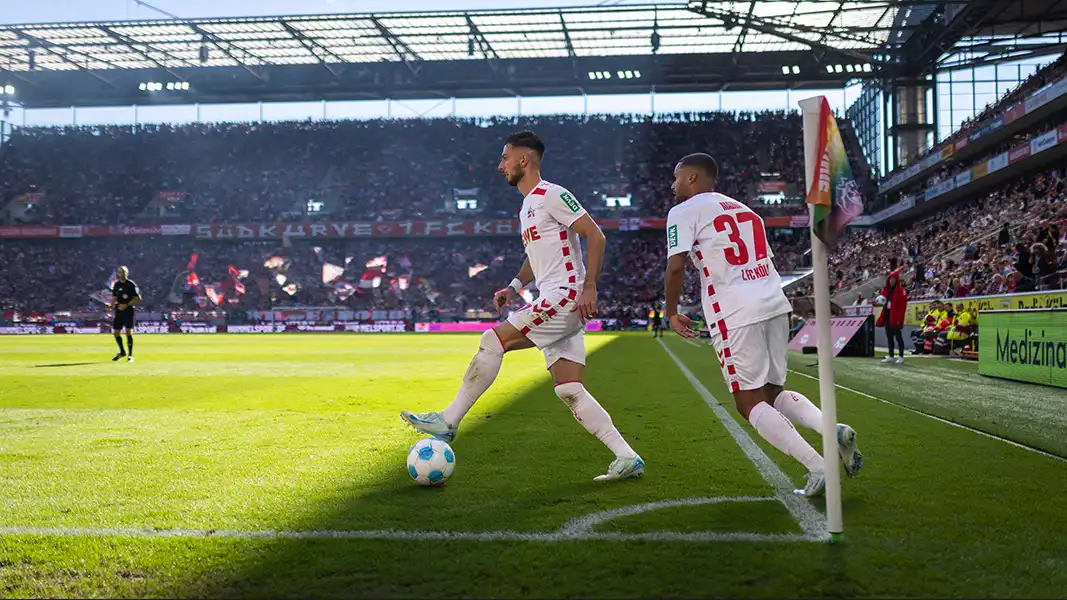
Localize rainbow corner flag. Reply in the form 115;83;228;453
805;96;864;247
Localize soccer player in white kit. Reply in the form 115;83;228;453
663;153;862;497
401;131;644;481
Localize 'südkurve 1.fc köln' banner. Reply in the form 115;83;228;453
0;216;811;240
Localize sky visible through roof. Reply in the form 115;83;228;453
1;0;683;25
0;1;860;125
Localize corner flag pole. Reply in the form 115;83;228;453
799;95;844;541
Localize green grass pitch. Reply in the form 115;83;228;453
1;332;1066;597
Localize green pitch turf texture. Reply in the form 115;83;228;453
1;333;1066;598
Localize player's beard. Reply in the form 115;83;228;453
506;167;523;187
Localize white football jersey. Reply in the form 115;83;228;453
666;192;792;336
518;180;587;291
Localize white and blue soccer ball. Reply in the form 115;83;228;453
407;438;455;486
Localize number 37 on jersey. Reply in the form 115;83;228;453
666;194;774;283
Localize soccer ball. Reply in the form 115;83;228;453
875;294;887;306
406;438;455;486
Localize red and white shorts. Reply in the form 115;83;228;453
507;287;585;369
710;313;789;392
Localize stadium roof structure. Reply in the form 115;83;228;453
0;0;1060;108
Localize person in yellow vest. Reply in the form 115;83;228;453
912;300;942;354
947;303;976;345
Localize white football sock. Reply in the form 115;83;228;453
773;390;823;432
555;382;637;459
748;402;824;472
441;330;505;427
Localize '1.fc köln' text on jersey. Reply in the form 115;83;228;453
666;192;791;335
519;180;587;291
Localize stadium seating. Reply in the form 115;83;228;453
0;112;805;225
825;160;1067;304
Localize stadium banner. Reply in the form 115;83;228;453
979;309;1067;389
0;225;59;238
161;224;191;236
0;324;53;334
1059;124;1067;142
177;322;219;333
924;178;955;201
416;320;603;333
226;324;287;333
116;225;164;236
905;290;1067;327
1008;143;1031;164
1031;129;1058;154
987;151;1010;173
1003;103;1027;124
866;194;916;224
787;316;870;357
0;215;822;240
194;219;673;240
954;170;972;187
342;321;408;333
59;225;84;238
843;305;874;317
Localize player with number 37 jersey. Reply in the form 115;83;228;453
663;153;862;498
666;191;792;336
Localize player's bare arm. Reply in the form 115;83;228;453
569;214;605;321
664;253;698;338
494;258;533;311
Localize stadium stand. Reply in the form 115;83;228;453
824;159;1067;307
0;111;814;320
0;112;804;225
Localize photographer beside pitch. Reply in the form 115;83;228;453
110;266;140;362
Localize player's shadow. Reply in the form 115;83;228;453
187;334;672;597
31;362;98;368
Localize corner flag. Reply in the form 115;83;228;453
804;96;864;247
799;95;866;542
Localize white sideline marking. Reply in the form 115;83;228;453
0;497;819;543
657;339;827;539
786;368;1067;464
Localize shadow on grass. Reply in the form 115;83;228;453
31;362;99;368
185;334;721;597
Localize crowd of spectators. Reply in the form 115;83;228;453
0;227;812;318
948;53;1067;149
5;82;1065;321
0;111;807;226
831;161;1067;302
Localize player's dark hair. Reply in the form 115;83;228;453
678;153;718;181
505;131;545;158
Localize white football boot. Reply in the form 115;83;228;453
798;471;826;497
836;423;863;478
593;454;645;482
400;410;456;443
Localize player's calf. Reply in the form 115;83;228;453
112;334;126;361
401;328;509;439
554;380;639;464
